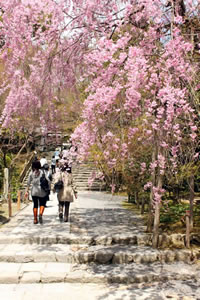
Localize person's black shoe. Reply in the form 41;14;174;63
59;213;63;222
64;216;68;222
39;215;43;224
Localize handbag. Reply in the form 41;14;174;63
54;175;64;192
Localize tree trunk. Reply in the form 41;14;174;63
3;168;9;201
3;150;7;168
185;210;190;248
152;202;161;248
152;173;163;248
189;175;194;230
135;191;139;208
146;148;156;232
141;198;145;214
10;140;28;168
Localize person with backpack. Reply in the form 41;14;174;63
53;164;77;222
40;155;48;168
51;155;56;174
25;160;50;224
43;163;52;206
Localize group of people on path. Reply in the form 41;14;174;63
25;149;77;225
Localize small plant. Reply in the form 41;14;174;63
160;202;189;224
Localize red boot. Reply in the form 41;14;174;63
39;206;45;224
33;208;38;224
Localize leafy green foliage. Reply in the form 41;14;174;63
160;202;189;224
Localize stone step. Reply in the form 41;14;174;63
74;184;103;187
0;232;189;249
74;181;102;184
73;170;99;174
73;175;98;178
73;168;99;171
0;261;199;284
73;177;102;181
71;161;105;191
0;233;150;246
74;184;104;189
0;244;197;264
76;188;105;191
76;185;104;190
0;281;199;300
74;179;102;182
74;178;103;181
73;172;100;175
73;164;98;168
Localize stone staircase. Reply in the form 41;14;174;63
72;161;106;191
0;226;199;286
0;191;200;298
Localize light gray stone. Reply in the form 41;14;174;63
0;251;17;262
134;274;146;283
112;253;122;264
132;254;142;263
19;263;46;274
95;251;113;264
0;272;19;283
56;252;73;263
170;234;185;248
158;234;170;248
141;252;158;263
175;250;190;262
165;250;175;262
137;235;147;246
15;252;33;263
74;252;94;263
33;252;56;262
20;272;41;283
125;253;134;263
41;272;66;283
95;236;112;246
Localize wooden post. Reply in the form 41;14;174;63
3;168;9;201
8;193;12;218
185;210;190;249
17;190;21;210
25;189;29;204
141;198;145;215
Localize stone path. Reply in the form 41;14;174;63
0;190;200;299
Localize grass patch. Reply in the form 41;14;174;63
122;201;140;212
0;202;27;228
0;152;33;228
121;197;200;235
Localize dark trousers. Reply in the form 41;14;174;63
51;165;56;174
32;196;46;209
59;201;70;219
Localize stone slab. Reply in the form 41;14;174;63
20;272;41;283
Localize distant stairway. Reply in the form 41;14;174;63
72;161;106;191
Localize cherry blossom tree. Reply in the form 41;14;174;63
70;1;200;246
0;0;124;130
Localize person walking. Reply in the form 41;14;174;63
43;163;52;206
53;164;77;222
54;148;60;161
25;160;50;224
51;155;56;174
61;146;69;159
33;151;38;162
40;155;48;168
